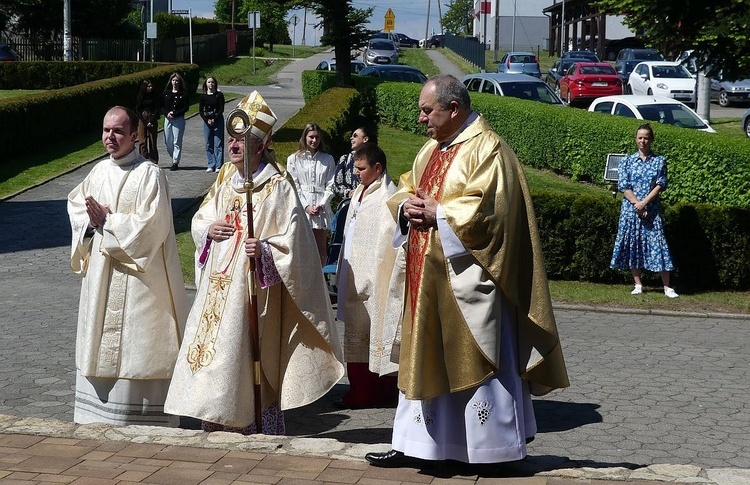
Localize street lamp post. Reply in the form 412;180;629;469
290;15;299;57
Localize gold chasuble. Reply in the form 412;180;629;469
388;115;569;401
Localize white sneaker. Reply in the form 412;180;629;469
206;168;213;173
631;285;642;295
664;287;679;298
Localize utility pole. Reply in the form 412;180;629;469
511;0;516;51
560;0;566;56
437;0;443;34
301;8;307;46
63;0;72;61
423;0;431;49
493;0;500;62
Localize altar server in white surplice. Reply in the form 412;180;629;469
336;143;403;409
164;91;344;435
67;106;188;427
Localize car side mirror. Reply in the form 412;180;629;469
640;74;648;80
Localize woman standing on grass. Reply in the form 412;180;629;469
162;72;189;171
286;123;336;266
199;76;225;173
610;123;678;298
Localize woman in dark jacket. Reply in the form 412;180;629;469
199;76;225;173
162;72;189;171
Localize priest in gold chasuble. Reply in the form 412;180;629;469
365;76;569;467
164;92;344;434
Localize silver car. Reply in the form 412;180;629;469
497;52;541;78
462;73;564;105
710;73;750;107
363;39;398;66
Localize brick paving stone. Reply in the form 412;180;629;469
32;473;77;483
356;478;401;485
78;451;113;461
0;436;45;449
314;466;364;483
362;464;434;483
7;455;81;474
208;457;261;475
141;466;213;485
202;471;241;481
255;455;329;473
115;444;168;459
39;438;79;446
60;462;123;480
274;469;321;480
198;478;234;485
23;443;94;459
4;471;39;480
234;471;281;483
154;446;227;464
476;478;549;485
132;459;175;468
67;477;120;484
224;451;267;462
114;470;155;482
103;455;135;464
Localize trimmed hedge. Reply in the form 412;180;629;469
0;62;198;160
373;82;750;209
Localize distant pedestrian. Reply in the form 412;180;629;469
162;72;189;171
199;76;225;173
336;143;401;409
135;79;160;162
67;106;188;426
611;123;678;298
286;123;336;266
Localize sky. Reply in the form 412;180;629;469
170;0;446;46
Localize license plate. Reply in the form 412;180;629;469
675;95;690;99
592;82;608;87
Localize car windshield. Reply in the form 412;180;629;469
510;54;536;64
636;51;664;60
636;104;707;129
580;65;616;75
370;40;394;50
652;65;692;79
381;70;427;83
619;61;639;75
499;81;561;104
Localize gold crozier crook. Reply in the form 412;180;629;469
226;108;263;434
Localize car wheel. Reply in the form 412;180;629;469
626;84;632;94
745;118;750;138
566;90;572;106
718;91;730;107
554;83;561;98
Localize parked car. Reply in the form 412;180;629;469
614;59;641;90
588;95;715;133
627;61;696;104
545;58;578;96
603;37;645;61
358;65;427;83
394;33;420;48
561;50;600;62
741;108;750;137
616;48;665;62
497;52;541;78
315;58;366;74
462;73;565;106
362;39;398;66
710;71;750;107
0;42;19;61
371;31;400;49
559;62;622;106
426;34;444;48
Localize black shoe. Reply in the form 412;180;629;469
365;450;409;468
170;163;178;171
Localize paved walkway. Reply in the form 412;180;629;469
1;50;749;484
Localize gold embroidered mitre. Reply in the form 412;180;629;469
229;90;278;143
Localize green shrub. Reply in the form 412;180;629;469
0;63;198;160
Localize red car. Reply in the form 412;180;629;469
559;62;622;106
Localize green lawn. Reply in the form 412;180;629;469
399;48;440;77
0;89;45;100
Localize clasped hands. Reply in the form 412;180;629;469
210;221;260;258
632;199;648;219
306;205;323;216
403;188;438;232
85;196;110;228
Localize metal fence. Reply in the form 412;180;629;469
0;31;249;64
444;34;486;71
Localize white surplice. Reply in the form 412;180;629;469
67;148;188;426
286;150;336;229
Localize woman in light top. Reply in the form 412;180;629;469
286;123;336;266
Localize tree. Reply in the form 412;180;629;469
594;0;750;79
4;0;137;38
214;0;291;49
442;0;473;36
313;0;375;85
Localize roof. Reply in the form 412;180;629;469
591;94;690;105
463;72;545;83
